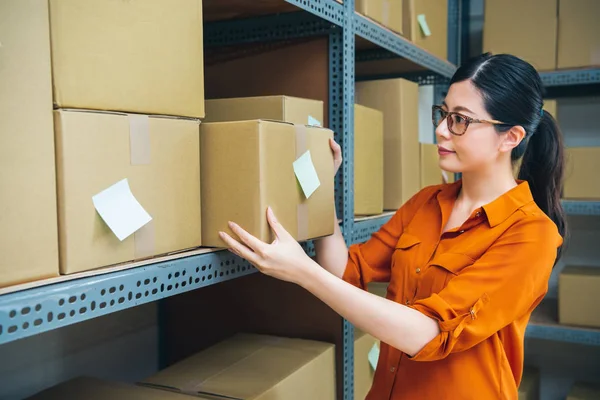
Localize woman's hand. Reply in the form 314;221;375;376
219;207;317;285
330;138;343;176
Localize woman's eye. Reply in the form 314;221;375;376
453;114;466;124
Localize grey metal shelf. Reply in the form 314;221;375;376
526;299;600;347
352;212;395;244
540;68;600;87
562;200;600;216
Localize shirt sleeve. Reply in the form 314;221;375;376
409;216;562;362
342;186;439;290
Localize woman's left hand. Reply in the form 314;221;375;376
219;207;316;285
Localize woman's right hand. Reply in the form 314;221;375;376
330;138;343;176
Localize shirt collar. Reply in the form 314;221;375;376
436;180;535;228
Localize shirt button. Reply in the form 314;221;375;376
390;366;396;373
416;267;421;274
405;299;410;305
475;211;481;217
459;230;465;234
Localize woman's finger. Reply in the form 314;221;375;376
219;231;261;266
228;221;267;253
267;207;292;240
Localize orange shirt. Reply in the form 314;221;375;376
343;181;562;400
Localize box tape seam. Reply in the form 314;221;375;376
295;125;309;241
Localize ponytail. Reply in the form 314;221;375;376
518;111;567;258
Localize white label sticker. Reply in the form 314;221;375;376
368;343;380;370
417;14;432;37
92;179;152;241
308;115;322;127
293;150;321;198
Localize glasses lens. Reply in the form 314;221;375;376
432;108;445;127
450;114;468;135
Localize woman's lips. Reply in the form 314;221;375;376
438;146;455;156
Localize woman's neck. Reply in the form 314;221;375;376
458;167;518;208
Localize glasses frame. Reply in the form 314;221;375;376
432;105;511;136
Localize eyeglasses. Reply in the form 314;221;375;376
432;105;511;136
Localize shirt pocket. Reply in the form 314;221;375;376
389;233;422;300
415;252;474;299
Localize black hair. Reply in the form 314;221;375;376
450;53;567;258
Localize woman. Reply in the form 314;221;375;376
219;53;566;399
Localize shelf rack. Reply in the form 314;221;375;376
2;1;599;399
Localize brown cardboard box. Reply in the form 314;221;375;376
204;96;324;126
567;383;600;400
403;0;447;60
518;367;540;400
205;39;329;127
356;0;404;35
356;79;420;210
559;266;600;328
420;144;455;188
55;110;201;274
563;147;600;200
355;330;378;400
483;0;557;71
201;120;334;247
27;377;201;400
49;0;204;117
0;0;59;287
142;333;336;399
355;105;384;216
557;0;600;69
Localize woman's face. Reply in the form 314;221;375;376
435;80;510;174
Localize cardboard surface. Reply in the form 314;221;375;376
356;79;420;210
563;147;600;200
356;0;403;35
142;333;336;400
518;367;540;400
354;331;378;400
567;383;600;400
55;110;201;274
557;0;600;69
205;39;329;127
200;120;334;247
559;266;600;328
483;0;557;71
27;377;201;400
205;96;324;126
354;105;384;216
49;0;204;117
403;0;447;60
420;144;455;189
0;0;59;287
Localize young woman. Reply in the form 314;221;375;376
219;53;566;399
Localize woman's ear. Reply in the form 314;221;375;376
499;125;526;153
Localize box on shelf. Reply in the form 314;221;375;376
355;104;384;216
356;79;420;210
566;383;600;400
27;377;200;400
141;333;336;400
49;0;204;117
563;147;600;200
205;38;329;127
559;266;600;328
518;367;540;400
420;143;455;189
557;0;600;69
356;0;403;35
55;110;201;274
403;0;448;61
483;0;557;71
201;120;334;247
204;96;324;126
0;0;59;287
355;330;378;400
367;282;389;298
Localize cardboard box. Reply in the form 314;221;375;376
518;368;540;400
557;0;600;69
403;0;448;60
367;282;389;298
55;110;201;274
483;0;557;71
201;120;334;247
559;266;600;328
355;105;384;216
49;0;204;117
563;147;600;200
142;333;337;399
356;0;403;35
205;96;324;126
0;0;59;287
355;330;378;400
27;377;201;400
567;383;600;400
420;144;455;189
356;79;420;210
205;39;329;127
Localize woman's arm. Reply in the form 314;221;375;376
314;205;348;279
